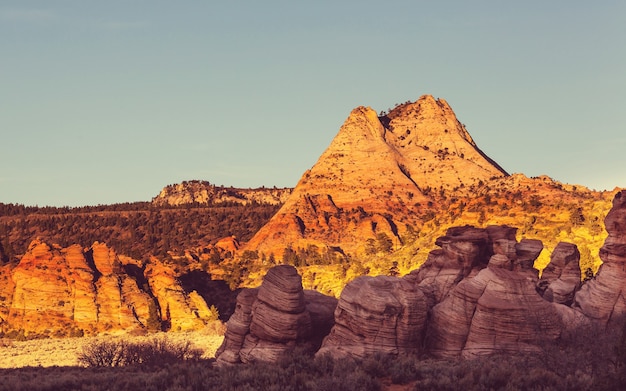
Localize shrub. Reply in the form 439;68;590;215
77;337;203;367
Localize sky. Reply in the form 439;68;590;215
1;1;625;207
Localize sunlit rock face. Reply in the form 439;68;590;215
1;240;215;337
244;95;509;258
5;240;151;336
574;190;626;328
317;275;428;359
215;265;337;364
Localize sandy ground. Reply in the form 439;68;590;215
0;329;224;368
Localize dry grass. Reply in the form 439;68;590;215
0;327;224;368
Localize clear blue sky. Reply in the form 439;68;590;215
1;1;625;207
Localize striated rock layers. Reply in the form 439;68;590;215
427;259;586;358
245;95;509;258
0;239;216;337
215;265;337;364
574;190;626;328
317;276;428;359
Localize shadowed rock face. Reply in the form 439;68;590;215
244;95;509;258
317;276;428;359
427;265;586;358
406;225;520;306
574;190;626;328
215;265;337;364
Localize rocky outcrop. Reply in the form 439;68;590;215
152;180;292;207
0;239;216;337
427;264;586;358
317;276;428;359
574;190;626;328
215;265;337;364
218;191;626;362
538;242;581;305
215;288;259;365
145;259;215;331
406;225;520;306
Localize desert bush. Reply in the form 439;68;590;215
77;337;203;367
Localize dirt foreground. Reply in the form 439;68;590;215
0;329;224;368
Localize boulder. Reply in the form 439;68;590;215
317;275;428;359
215;288;259;365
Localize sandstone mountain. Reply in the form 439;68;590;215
238;95;613;296
245;95;509;257
152;180;291;207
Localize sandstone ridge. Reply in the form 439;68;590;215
153;180;292;207
0;240;218;338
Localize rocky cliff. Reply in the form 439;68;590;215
0;239;218;338
152;180;292;207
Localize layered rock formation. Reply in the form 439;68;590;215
317;276;428;359
574;190;626;328
245;95;509;258
405;225;517;305
0;239;217;337
216;265;337;364
427;262;585;358
152;180;291;206
537;242;581;305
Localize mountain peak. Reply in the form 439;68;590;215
246;95;509;257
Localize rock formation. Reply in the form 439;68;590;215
405;225;518;305
317;276;428;359
0;239;217;337
427;263;585;358
152;180;291;206
537;242;581;305
245;95;509;258
215;265;337;364
574;190;626;328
